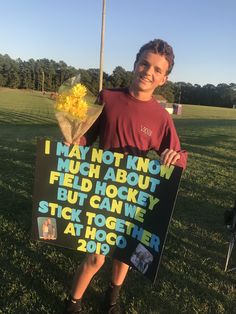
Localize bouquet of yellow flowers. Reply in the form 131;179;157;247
55;76;103;144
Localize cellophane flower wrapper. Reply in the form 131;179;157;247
55;76;103;144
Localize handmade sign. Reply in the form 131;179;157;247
31;139;182;282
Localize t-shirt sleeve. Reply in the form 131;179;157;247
157;114;188;169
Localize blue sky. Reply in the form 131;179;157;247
0;0;235;86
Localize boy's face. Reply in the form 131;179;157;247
132;50;169;96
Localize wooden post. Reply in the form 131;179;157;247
42;69;45;92
99;0;106;92
178;84;182;104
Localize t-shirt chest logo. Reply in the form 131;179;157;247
140;125;152;137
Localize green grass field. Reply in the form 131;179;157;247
0;87;236;314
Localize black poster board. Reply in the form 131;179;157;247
31;139;182;282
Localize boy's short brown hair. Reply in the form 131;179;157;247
134;39;175;75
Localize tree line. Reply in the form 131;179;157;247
0;54;235;108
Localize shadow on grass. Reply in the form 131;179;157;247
0;126;111;313
0;119;236;313
0;109;55;125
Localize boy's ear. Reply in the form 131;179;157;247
160;75;168;86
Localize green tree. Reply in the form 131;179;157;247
155;81;175;103
109;66;132;88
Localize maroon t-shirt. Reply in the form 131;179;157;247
81;88;187;169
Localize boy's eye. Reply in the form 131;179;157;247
155;68;161;74
140;60;148;66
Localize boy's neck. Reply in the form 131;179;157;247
128;87;153;101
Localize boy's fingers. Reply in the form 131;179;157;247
63;141;80;146
73;136;81;144
161;149;180;166
168;153;180;166
160;148;172;164
64;140;80;146
164;150;175;166
160;149;169;163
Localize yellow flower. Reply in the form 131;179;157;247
72;84;87;98
55;83;88;119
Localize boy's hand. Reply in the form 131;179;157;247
63;141;80;146
160;149;180;167
63;138;81;146
63;141;71;146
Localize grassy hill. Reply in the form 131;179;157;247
0;87;236;313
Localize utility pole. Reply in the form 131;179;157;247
42;69;45;92
178;84;182;104
99;0;106;92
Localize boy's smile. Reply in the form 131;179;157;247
130;51;169;100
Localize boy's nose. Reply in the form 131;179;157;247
145;67;153;76
145;65;153;76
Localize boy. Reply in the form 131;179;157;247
64;38;187;314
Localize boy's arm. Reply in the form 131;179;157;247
158;115;188;169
